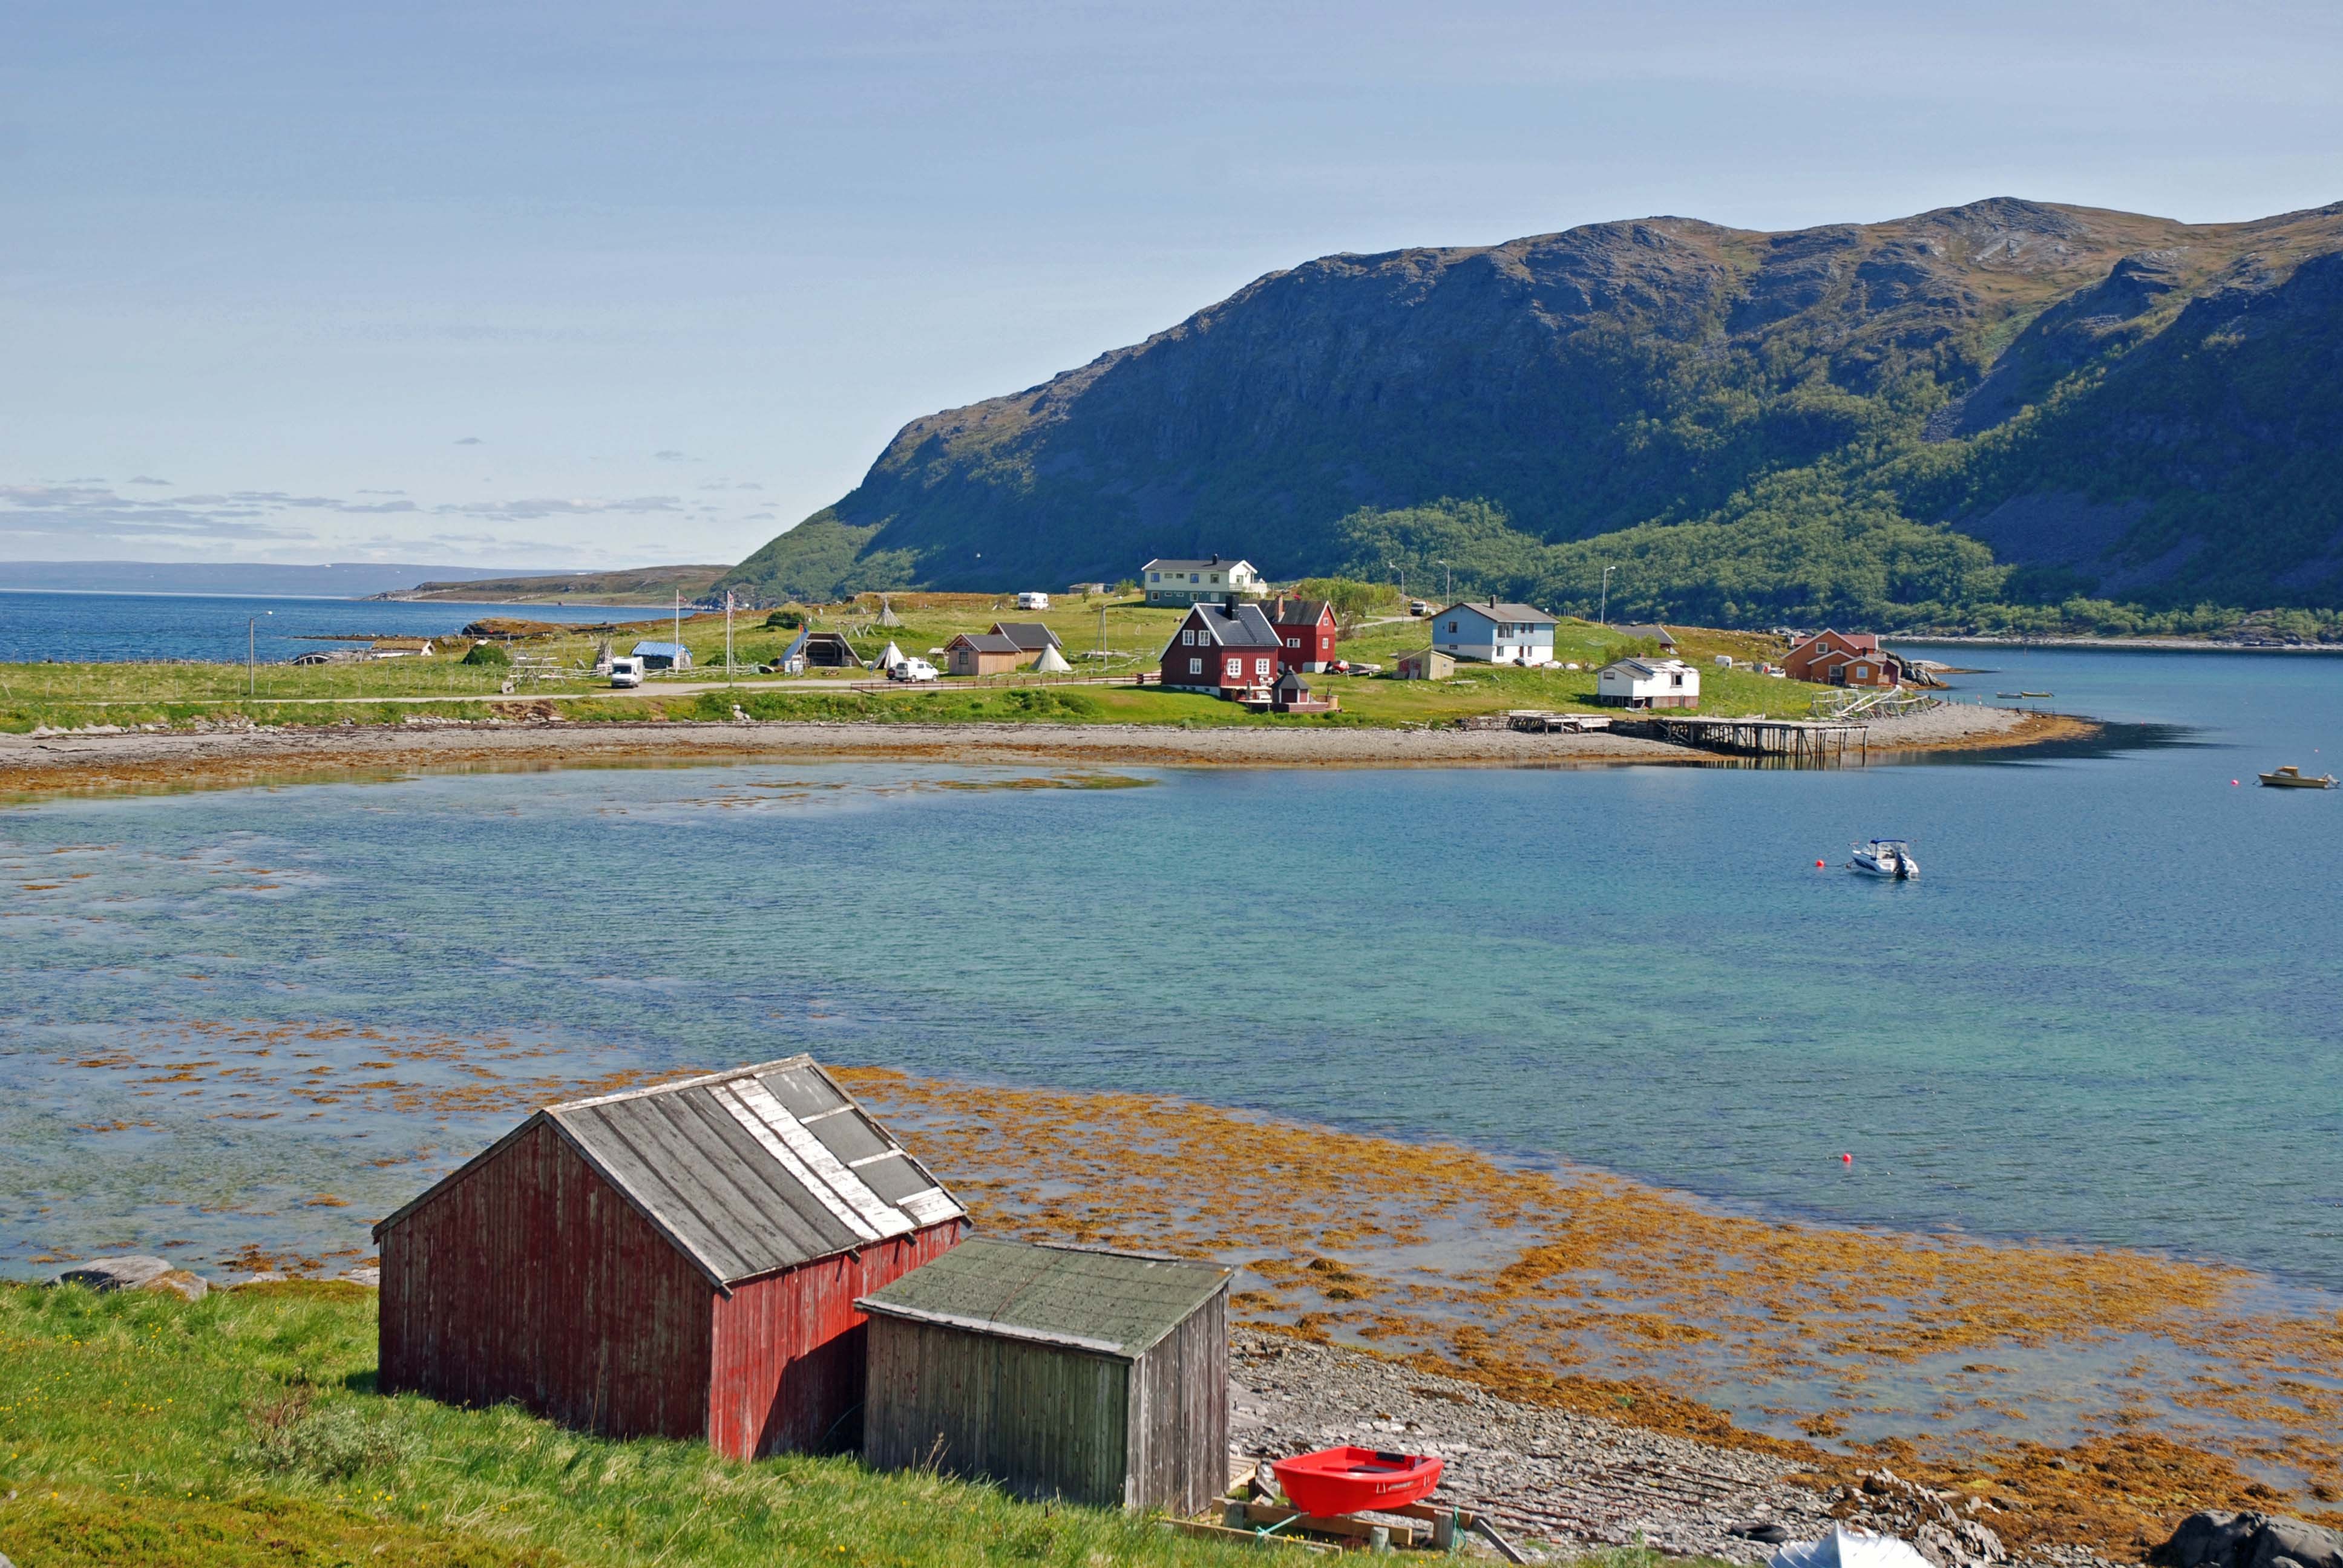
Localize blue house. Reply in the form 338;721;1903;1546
631;639;692;671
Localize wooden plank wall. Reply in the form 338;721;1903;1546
709;1221;964;1460
1129;1287;1230;1515
863;1318;1132;1509
378;1120;713;1440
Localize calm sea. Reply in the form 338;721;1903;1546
1;646;2339;1290
0;588;670;664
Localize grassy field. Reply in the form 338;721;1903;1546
0;1281;1276;1567
0;591;1835;734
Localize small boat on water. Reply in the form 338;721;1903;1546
1849;838;1919;880
1271;1446;1445;1517
2020;690;2053;697
2258;765;2336;789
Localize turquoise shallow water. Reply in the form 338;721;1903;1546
1;647;2339;1288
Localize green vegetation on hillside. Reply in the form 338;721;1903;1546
714;199;2343;626
0;1282;1265;1568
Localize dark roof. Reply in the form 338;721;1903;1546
949;632;1023;655
1611;623;1678;645
1274;670;1309;693
1434;601;1556;627
989;621;1064;651
1185;602;1282;650
856;1236;1229;1360
1144;555;1249;573
374;1056;964;1290
1268;599;1332;627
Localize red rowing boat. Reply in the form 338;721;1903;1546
1271;1446;1445;1517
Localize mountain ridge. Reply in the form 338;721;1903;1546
720;197;2343;622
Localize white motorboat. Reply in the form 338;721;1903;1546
1849;838;1918;880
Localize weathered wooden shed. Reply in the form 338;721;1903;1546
374;1056;965;1460
857;1237;1231;1514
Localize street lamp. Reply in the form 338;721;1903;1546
247;611;272;699
1386;560;1406;600
1437;558;1452;601
1599;566;1616;626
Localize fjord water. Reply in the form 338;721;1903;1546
1;648;2339;1287
0;588;657;664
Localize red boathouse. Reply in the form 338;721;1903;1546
373;1056;966;1460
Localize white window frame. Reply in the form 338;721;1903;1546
1188;658;1202;675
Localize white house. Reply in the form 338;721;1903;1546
1429;600;1557;664
1142;555;1262;606
1596;656;1700;708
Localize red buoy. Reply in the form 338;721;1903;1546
1815;859;1826;868
1840;1152;1853;1165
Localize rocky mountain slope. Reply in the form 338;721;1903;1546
720;198;2343;621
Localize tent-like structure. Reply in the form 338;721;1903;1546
1772;1530;1933;1568
876;641;906;670
877;595;903;627
1029;644;1072;674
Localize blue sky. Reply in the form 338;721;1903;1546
3;1;2339;569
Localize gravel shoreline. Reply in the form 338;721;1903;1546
0;706;2082;798
1232;1330;2114;1568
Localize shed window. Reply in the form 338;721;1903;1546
1446;621;1458;633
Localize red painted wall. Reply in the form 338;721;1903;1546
379;1121;715;1442
708;1220;966;1460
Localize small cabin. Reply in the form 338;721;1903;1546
989;622;1064;657
1394;648;1455;681
375;1057;966;1460
1270;671;1337;714
945;632;1024;676
630;640;692;672
1266;598;1339;674
1596;656;1700;708
859;1238;1230;1515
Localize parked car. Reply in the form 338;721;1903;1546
608;656;645;688
1409;599;1430;616
889;657;940;682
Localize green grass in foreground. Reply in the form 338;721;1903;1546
0;1282;1268;1567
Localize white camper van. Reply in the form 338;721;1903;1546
1014;590;1050;610
608;656;645;688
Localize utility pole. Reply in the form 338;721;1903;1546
1600;565;1616;626
1097;601;1107;664
725;590;735;681
1388;560;1406;601
247;610;270;699
1438;558;1452;601
673;590;683;676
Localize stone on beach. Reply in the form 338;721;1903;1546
51;1255;209;1300
2152;1514;2343;1568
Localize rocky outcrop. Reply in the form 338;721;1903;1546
2152;1513;2343;1568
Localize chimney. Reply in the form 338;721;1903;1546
1208;553;1220;565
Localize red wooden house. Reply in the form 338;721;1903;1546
1784;629;1910;688
1267;598;1339;674
374;1056;965;1460
1159;601;1285;696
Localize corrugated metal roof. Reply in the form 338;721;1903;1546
631;641;689;658
1437;601;1556;626
989;622;1063;650
375;1056;964;1289
855;1236;1228;1361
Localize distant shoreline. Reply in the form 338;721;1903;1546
1892;633;2343;655
0;706;2091;802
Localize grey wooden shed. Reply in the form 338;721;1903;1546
857;1236;1231;1514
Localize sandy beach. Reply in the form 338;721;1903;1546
0;703;2089;799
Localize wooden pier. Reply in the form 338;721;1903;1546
1623;714;1869;762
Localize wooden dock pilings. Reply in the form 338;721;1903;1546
1620;715;1869;762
